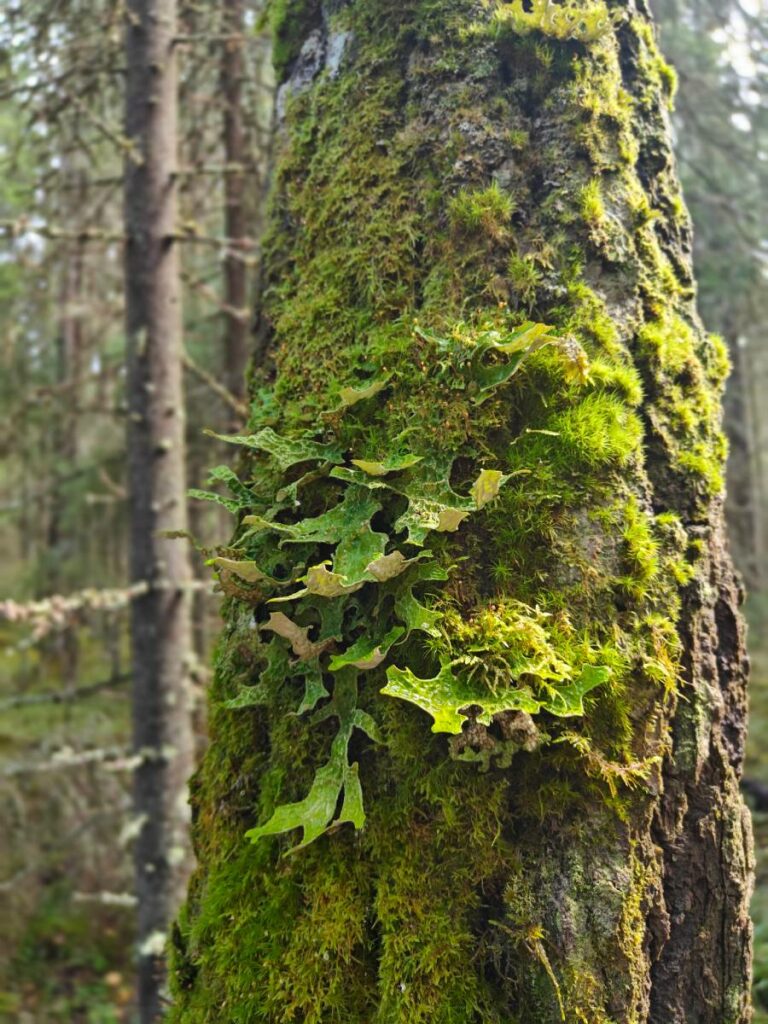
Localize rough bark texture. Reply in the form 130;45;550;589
170;2;753;1021
124;2;195;1020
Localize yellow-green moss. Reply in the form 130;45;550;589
579;178;606;225
448;182;515;239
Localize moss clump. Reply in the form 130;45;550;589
638;313;697;375
448;182;515;239
567;45;638;168
549;391;643;469
507;252;542;308
587;358;644;406
579;178;606;225
636;312;728;501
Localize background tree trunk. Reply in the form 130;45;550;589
47;166;85;686
220;0;249;420
723;331;762;590
124;2;194;1020
170;2;753;1021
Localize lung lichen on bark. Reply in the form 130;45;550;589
195;315;616;846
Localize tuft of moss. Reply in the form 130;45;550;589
491;0;617;44
549;392;643;469
506;252;542;308
579;178;606;225
448;182;515;239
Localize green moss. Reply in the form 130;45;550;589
588;358;644;406
637;313;697;375
507;127;530;149
622;498;660;586
549;392;643;469
678;444;726;495
635;312;728;502
633;18;679;109
670;192;687;224
579;178;606;225
706;332;731;386
448;182;515;239
507;252;542;307
558;277;621;354
270;0;317;78
567;47;638;169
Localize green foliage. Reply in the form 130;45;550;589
205;426;344;470
385;659;609;734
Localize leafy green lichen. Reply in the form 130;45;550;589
194;316;611;847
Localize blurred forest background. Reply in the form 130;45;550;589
0;0;765;1021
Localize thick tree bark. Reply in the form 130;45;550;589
124;2;195;1021
170;2;753;1021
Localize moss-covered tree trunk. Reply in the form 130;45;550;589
170;2;753;1021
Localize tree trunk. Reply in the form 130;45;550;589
124;2;195;1020
170;2;753;1021
723;332;762;590
47;178;85;685
220;0;250;420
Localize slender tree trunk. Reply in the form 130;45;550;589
723;331;762;589
745;336;768;583
170;2;753;1021
124;2;194;1020
48;192;84;685
220;0;249;419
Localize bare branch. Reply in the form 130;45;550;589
0;673;131;712
183;347;249;420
